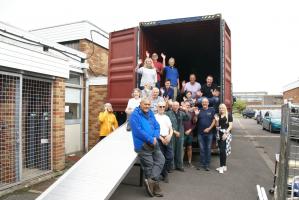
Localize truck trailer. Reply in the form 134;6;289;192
107;14;232;114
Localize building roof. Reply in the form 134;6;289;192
30;21;109;49
233;91;268;96
283;79;299;92
0;21;88;78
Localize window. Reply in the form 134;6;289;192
66;73;81;85
65;88;81;120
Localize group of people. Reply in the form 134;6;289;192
97;52;233;197
129;52;232;197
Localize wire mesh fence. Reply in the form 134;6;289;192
0;72;52;189
22;78;52;180
0;74;20;187
275;103;299;200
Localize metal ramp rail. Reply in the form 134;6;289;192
36;124;137;200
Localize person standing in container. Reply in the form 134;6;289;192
181;74;201;99
98;103;118;141
136;58;157;90
162;54;180;101
150;51;166;89
130;97;165;197
160;79;174;101
214;103;233;174
125;88;141;131
200;75;219;107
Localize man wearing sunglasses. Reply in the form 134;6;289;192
155;101;173;183
130;97;165;197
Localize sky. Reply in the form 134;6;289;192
1;0;298;94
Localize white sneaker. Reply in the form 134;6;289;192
219;167;224;174
223;166;227;172
216;167;221;172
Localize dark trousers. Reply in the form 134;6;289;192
158;139;173;178
137;143;165;181
172;135;184;169
218;139;227;167
198;133;213;167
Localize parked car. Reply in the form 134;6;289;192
262;110;281;133
242;109;256;118
253;109;259;120
256;110;268;124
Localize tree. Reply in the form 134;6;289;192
233;100;247;113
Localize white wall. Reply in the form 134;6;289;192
31;21;109;49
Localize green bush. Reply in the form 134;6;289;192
233;100;247;114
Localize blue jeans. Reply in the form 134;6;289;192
156;81;161;89
198;133;213;168
158;139;173;177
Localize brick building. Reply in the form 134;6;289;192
31;21;109;151
0;22;87;190
283;80;299;103
234;91;283;108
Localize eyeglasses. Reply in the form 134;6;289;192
159;106;166;108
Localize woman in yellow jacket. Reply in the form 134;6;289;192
98;103;118;141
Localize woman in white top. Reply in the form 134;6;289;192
136;58;157;89
125;88;141;131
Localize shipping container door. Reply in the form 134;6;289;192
221;20;232;111
107;28;138;111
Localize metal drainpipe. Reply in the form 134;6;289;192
84;70;89;153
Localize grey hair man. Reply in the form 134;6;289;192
130;97;165;197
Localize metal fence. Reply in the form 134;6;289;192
0;72;52;189
0;74;21;187
275;103;299;200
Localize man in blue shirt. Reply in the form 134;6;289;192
130;97;165;197
160;79;174;100
162;55;180;101
196;97;216;171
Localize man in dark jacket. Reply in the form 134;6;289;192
166;101;190;171
130;97;165;197
200;75;219;108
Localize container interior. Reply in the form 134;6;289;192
140;18;221;87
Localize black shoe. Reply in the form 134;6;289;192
167;169;174;173
144;178;154;197
164;175;169;183
176;168;185;172
153;182;164;197
205;167;210;171
196;167;201;170
159;175;164;181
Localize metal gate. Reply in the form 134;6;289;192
275;103;299;199
0;72;52;189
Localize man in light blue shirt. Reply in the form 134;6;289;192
162;55;180;100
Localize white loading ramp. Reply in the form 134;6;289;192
36;124;138;200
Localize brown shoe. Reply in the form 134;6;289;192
153;182;164;197
144;178;154;197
